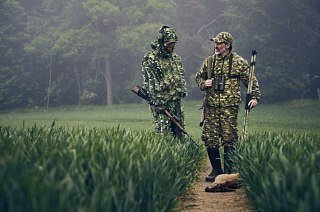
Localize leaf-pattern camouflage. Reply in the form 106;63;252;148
142;37;187;136
158;27;179;43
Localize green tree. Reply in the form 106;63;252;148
221;0;320;101
171;0;227;99
0;0;42;109
24;0;176;106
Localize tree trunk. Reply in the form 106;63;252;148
104;57;113;105
45;53;52;109
73;66;81;105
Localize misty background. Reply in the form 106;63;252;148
0;0;319;110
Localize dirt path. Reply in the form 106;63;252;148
177;159;253;212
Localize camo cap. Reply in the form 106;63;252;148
210;31;233;44
159;26;178;43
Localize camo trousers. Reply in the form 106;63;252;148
202;106;239;149
150;100;184;138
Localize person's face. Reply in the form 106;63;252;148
214;42;230;56
163;42;176;53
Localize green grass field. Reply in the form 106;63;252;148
0;99;319;211
1;99;319;139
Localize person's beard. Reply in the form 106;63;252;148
215;47;225;56
164;45;174;53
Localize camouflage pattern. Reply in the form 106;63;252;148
202;106;238;148
196;52;261;147
210;31;233;44
196;52;261;107
150;100;185;137
158;26;179;43
142;27;187;137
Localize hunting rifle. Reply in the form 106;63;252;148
132;84;199;147
242;50;257;140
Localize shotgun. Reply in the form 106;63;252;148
132;84;199;147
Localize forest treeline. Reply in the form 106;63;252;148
1;0;319;109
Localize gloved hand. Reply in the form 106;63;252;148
154;105;166;114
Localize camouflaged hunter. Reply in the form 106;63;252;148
141;26;187;137
196;31;261;182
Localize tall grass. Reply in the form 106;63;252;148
0;100;319;211
234;132;320;211
0;125;204;211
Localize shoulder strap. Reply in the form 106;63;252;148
228;53;233;76
206;55;216;79
207;55;212;79
207;54;233;78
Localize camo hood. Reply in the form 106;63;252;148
151;26;179;50
160;26;178;43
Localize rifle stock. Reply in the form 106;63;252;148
164;110;187;135
132;85;149;101
132;85;199;147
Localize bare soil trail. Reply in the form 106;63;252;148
177;158;253;212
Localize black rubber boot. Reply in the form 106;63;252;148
206;147;224;182
224;145;235;174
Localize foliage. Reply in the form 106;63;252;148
0;0;42;109
0;100;319;210
0;0;320;109
234;132;320;211
0;126;204;211
80;79;105;105
221;0;320;102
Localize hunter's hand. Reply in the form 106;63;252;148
204;79;213;87
248;99;258;110
155;106;166;114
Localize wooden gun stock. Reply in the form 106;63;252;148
132;84;199;147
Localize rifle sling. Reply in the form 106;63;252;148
207;53;235;79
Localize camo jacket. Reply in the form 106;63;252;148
196;52;261;107
142;48;187;107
